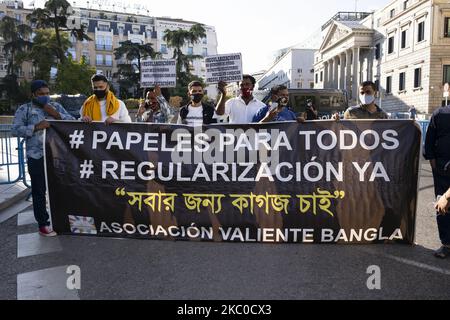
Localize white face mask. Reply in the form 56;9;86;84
359;94;375;106
270;102;279;111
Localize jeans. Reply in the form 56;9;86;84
432;170;450;245
27;157;49;228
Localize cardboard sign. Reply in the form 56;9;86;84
140;59;177;88
205;53;243;84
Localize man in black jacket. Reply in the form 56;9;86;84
177;81;216;126
424;104;450;258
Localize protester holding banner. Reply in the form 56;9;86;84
343;81;388;120
252;85;298;123
80;74;131;124
424;103;450;258
177;81;217;126
136;85;176;123
12;80;75;237
215;75;265;124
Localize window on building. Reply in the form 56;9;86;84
297;82;302;89
399;72;406;91
377;18;381;28
445;17;450;38
375;43;381;60
298;69;302;73
390;9;395;19
443;65;450;85
67;49;76;60
105;55;112;66
320;71;323;82
386;76;392;94
105;36;112;50
96;35;104;50
310;82;314;89
96;54;103;65
417;21;425;42
15;14;21;22
315;73;318;84
118;26;124;35
98;24;109;32
160;44;168;54
187;47;193;55
388;36;395;54
202;48;208;57
202;37;207;45
414;68;422;88
403;0;409;10
401;30;407;49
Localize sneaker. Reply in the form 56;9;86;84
434;246;450;259
39;226;57;237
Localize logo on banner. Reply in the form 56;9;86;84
68;215;97;235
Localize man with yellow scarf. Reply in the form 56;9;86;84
80;74;131;124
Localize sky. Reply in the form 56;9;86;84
30;0;393;74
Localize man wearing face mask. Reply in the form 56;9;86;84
252;85;298;123
215;75;266;124
343;81;388;119
136;85;176;123
12;80;75;237
80;74;131;124
177;81;216;126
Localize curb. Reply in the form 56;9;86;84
0;187;30;212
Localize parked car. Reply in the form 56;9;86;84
50;94;87;120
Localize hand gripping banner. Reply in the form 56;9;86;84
45;121;421;244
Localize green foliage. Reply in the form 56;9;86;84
163;23;206;100
114;40;159;98
54;56;96;96
124;99;141;110
0;74;30;114
27;0;91;61
27;29;71;82
0;16;33;75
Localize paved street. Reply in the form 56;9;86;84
0;160;449;300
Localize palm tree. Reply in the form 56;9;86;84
163;23;206;84
114;40;159;97
0;16;33;75
27;0;90;62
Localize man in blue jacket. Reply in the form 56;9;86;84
12;80;75;237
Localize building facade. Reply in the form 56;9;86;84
0;1;219;97
256;49;315;91
314;0;450;114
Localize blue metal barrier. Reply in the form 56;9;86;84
417;120;430;146
0;124;30;188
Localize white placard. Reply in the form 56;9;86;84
205;53;243;84
140;59;177;88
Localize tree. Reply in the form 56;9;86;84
163;23;206;97
55;56;96;95
0;16;32;75
113;40;159;98
26;29;71;82
27;0;91;62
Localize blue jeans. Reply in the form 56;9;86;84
432;170;450;245
27;157;50;228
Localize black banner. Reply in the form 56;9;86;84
45;121;421;244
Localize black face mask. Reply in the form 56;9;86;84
94;89;108;100
191;94;203;104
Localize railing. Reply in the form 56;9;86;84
0;124;30;188
417;120;430;147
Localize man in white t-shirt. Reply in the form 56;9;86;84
80;74;131;124
215;75;265;124
177;81;217;126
